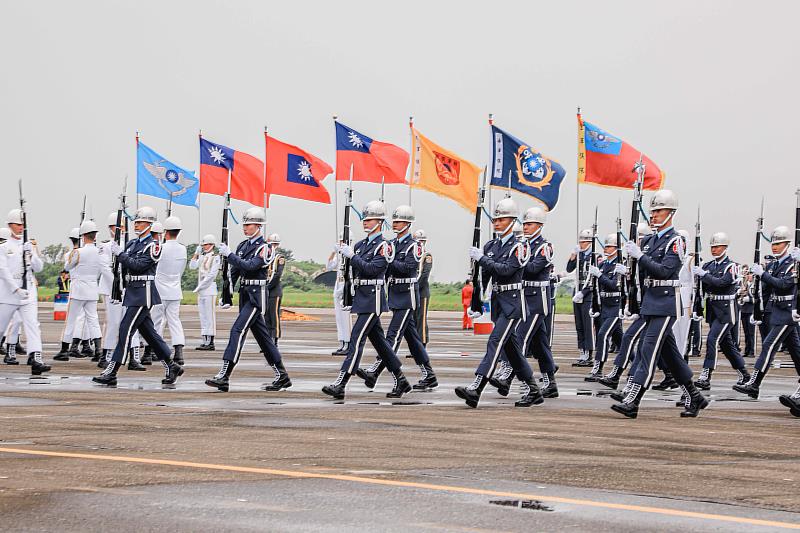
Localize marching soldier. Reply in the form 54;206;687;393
737;265;756;356
691;232;750;389
326;235;351;355
413;229;432;347
54;228;85;359
356;205;438;391
204;208;291;393
0;228;23;364
55;221;104;362
322;200;412;400
93;207;183;386
455;198;543;409
567;229;595;367
151;216;187;365
189;234;220;351
612;190;708;418
140;221;164;366
756;254;777;347
0;209;49;374
734;227;800;414
264;233;284;346
584;233;624;381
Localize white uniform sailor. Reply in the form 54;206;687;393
326;233;352;356
151;216;187;365
189;234;220;351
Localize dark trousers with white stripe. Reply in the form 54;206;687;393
384;308;430;365
264;296;281;341
111;305;171;363
754;324;800;376
223;298;281;366
703;319;746;371
573;299;595;352
520;312;556;374
687;318;702;354
740;312;755;355
631;316;693;388
340;313;401;375
757;312;772;346
476;315;532;381
594;315;623;364
613;317;646;370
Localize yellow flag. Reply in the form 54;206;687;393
410;128;480;212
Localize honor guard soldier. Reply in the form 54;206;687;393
151;216;187;365
0;209;48;374
737;265;756;356
93;207;183;386
734;227;800;413
55;221;103;362
264;233;284;345
489;207;559;399
567;229;595;367
456;198;543;409
322;200;412;400
356;205;439;391
204;207;291;393
691;232;750;389
612;190;708;418
413;229;432;347
140;220;164;365
326;234;352;355
585;233;624;381
190;234;220;351
55;228;86;359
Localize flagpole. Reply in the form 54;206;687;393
576;106;581;239
487;113;495;211
135;131;140;210
408;115;414;206
333;115;339;243
198;129;203;245
263;125;269;212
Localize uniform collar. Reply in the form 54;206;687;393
367;231;381;243
248;234;262;245
656;226;673;239
500;232;514;246
396;233;410;244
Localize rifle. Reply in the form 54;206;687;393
110;176;127;303
625;155;645;315
752;198;764;323
219;190;234;308
18;180;28;291
588;206;601;317
341;165;354;308
469;167;488;313
692;207;704;320
616;204;626;309
80;195;87;225
794;189;800;314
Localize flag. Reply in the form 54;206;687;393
265;134;333;205
335;121;408;183
578;115;665;190
491;125;566;211
410;127;480;212
137;140;199;208
199;137;265;206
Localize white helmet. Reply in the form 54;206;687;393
492;198;518;220
771;226;792;244
134;206;157;223
68;227;80;240
267;233;281;244
578;229;593;242
151;222;164;234
413;229;427;242
242;207;266;225
512;221;523;236
709;232;730;247
0;227;10;241
391;204;414;223
362;200;386;221
107;212;119;227
649;189;679;212
603;233;618;247
522;207;547;224
79;220;98;235
164;216;182;231
201;234;217;245
637;222;653;237
6;209;23;225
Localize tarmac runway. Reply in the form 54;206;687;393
1;305;798;531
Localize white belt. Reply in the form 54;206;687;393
600;291;621;298
523;280;549;287
243;279;267;286
771;295;794;302
389;277;417;285
643;279;681;287
706;294;736;301
493;282;522;292
127;275;155;281
354;279;385;286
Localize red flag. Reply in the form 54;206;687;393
200;137;265;205
335;121;408;183
265;134;332;205
577;115;665;190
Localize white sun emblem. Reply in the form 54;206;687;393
296;160;313;181
207;145;226;165
347;132;364;149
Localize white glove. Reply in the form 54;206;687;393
572;292;584;304
109;241;123;256
468;246;484;261
629;313;640;321
337;243;354;258
750;316;761;325
750;263;764;276
623;241;643;259
794;311;800;323
15;288;29;300
791;246;800;261
691;266;707;278
588;265;602;278
467;309;482;319
218;298;231;310
614;263;628;275
218;243;231;257
22;242;33;252
572;244;582;254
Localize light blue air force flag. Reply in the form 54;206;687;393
137;141;199;208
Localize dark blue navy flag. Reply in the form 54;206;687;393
490;125;566;211
137;141;199;207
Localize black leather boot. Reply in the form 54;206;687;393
515;378;544;407
412;364;438;390
161;360;184;385
541;373;559;398
79;339;93;357
598;365;622;389
386;373;412;398
54;341;71;361
93;361;120;386
140;346;153;365
693;368;712;390
127;347;146;371
679;382;709;417
611;383;644;419
92;339;102;362
584;360;604;382
67;338;81;357
205;361;234;392
652;372;679;391
263;361;292;391
30;353;51;375
173;345;184;366
322;371;350;399
733;370;762;399
455;375;487;408
489;374;513;397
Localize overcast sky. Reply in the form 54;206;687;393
2;1;798;281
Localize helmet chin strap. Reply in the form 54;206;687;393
497;219;514;237
393;222;411;236
366;221;382;235
711;249;727;260
651;210;675;229
134;223;152;237
776;244;790;259
525;226;542;240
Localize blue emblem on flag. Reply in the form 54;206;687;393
137;141;199;208
335;122;373;153
286;153;320;187
583;122;622;155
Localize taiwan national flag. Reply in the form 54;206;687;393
265;134;333;205
199;136;265;206
334;121;409;183
578;115;665;190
